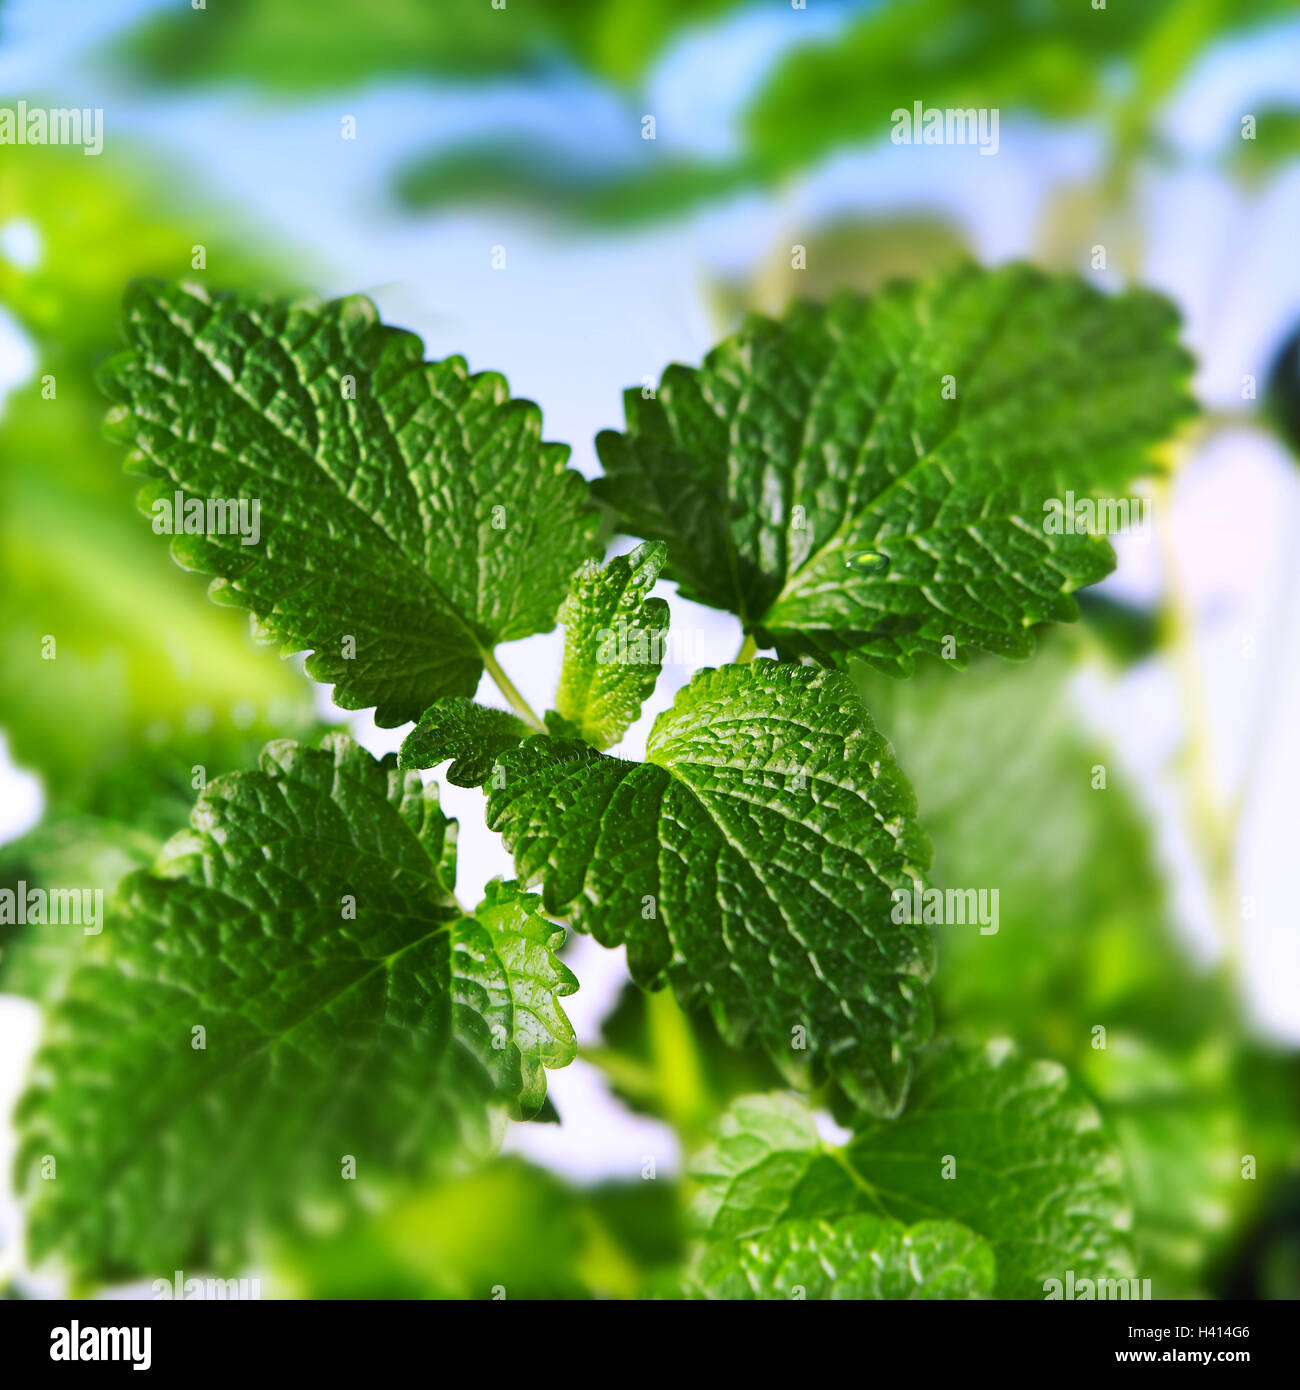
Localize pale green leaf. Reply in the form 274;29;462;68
555;540;670;749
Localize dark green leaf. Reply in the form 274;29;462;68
488;659;934;1115
595;265;1194;674
98;280;598;725
15;735;576;1278
399;697;530;786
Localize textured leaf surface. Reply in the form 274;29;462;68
684;1215;993;1300
15;735;575;1277
692;1042;1134;1298
487;659;933;1114
399;697;530;787
595;265;1194;674
98;280;597;725
854;637;1272;1294
555;540;670;749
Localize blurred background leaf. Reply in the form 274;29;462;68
854;634;1300;1295
0;709;332;1005
0;146;317;803
111;0;751;90
392;0;1300;225
269;1158;684;1299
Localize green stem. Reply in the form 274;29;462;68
481;648;543;732
735;632;759;663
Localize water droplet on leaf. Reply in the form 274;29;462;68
845;549;890;576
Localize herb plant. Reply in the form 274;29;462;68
12;262;1197;1296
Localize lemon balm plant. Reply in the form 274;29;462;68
14;263;1195;1297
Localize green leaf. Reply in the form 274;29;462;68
399;697;530;787
272;1159;685;1299
487;658;934;1115
394;140;765;228
110;0;750;91
0;155;311;801
15;734;576;1279
271;1159;593;1299
745;0;1297;179
97;280;598;726
555;540;670;749
852;637;1276;1295
682;1215;994;1300
692;1042;1134;1299
0;710;331;1004
595;265;1195;674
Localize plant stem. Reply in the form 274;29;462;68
735;632;759;663
481;648;544;732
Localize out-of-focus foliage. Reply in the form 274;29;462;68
691;1042;1135;1300
588;982;782;1146
394;0;1300;224
111;0;748;90
1222;106;1300;185
711;215;971;323
394;142;764;228
677;1214;995;1300
0;707;331;1004
745;0;1296;176
1265;324;1300;458
271;1159;684;1299
0;147;315;804
96;280;599;727
854;636;1300;1294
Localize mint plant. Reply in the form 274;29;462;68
14;264;1195;1295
